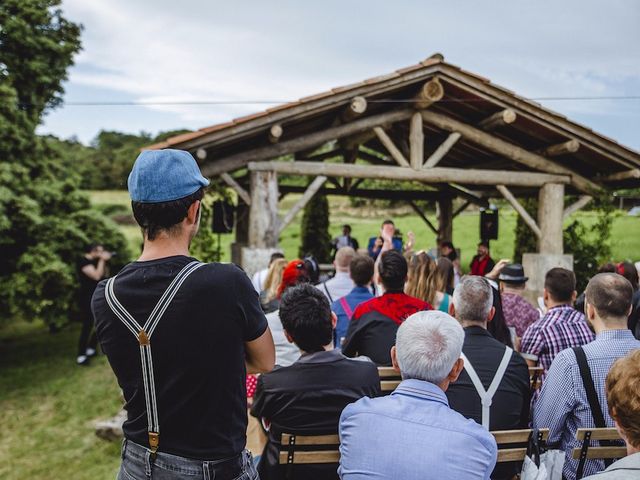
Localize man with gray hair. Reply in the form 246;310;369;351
446;276;530;479
338;311;497;480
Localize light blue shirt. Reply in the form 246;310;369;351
338;379;497;480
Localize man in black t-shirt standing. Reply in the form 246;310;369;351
92;149;275;480
77;243;111;365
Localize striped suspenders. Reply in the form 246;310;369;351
104;260;204;455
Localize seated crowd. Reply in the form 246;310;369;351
249;235;640;480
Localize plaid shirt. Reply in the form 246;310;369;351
520;305;594;375
532;329;640;480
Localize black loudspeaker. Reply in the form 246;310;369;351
480;208;499;240
212;201;235;233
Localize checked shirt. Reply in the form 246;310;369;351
520;305;594;375
532;329;640;480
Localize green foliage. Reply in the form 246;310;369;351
563;195;615;292
513;198;538;263
299;192;331;262
190;191;222;263
0;0;130;326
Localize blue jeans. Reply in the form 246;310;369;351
118;439;259;480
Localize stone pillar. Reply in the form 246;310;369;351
437;195;453;245
242;170;280;276
537;183;564;254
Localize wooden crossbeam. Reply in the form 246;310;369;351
408;201;438;234
421;110;600;193
477;109;517;131
409;112;424;170
279;185;442;202
373;126;411;167
220;173;251;205
453;200;471;218
278;176;327;234
249;161;570;187
496;185;542;239
299;149;343;162
601;168;640;182
541;139;580;157
563;195;592;219
423;132;461;168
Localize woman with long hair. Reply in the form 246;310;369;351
405;251;451;311
259;258;288;313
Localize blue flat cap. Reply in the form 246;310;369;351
128;149;209;203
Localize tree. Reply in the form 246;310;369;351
299;192;331;263
0;0;129;327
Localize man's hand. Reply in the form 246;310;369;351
485;258;510;280
100;251;112;261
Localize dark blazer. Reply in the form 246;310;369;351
251;349;381;480
446;326;531;480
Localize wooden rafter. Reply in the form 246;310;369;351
600;169;640;182
268;124;283;143
563;195;592;219
477;109;517;131
249;161;570;187
279;185;441;201
540;139;580;157
424;132;461;168
420;110;600;193
453;200;472;218
278;176;328;234
496;185;542;239
373;126;411;167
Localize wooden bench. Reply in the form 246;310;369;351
528;366;544;391
571;427;625;478
493;429;549;463
378;366;401;395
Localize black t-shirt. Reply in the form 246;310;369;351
92;255;268;460
251;350;381;480
78;256;99;307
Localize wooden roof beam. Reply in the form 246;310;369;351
220;173;251;205
373;126;411;167
477;109;517;131
268;124;283;143
496;185;542;239
424;132;461;168
563;195;593;219
200;108;414;177
278;176;327;235
249;161;570;188
421;110;601;193
600;169;640;182
341;96;368;122
414;77;445;109
279;185;442;201
540;139;580;157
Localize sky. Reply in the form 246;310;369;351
39;0;640;151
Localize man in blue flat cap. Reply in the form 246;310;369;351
92;149;274;480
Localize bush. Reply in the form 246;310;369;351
299;192;331;263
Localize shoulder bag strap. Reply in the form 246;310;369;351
322;281;333;303
573;346;614;477
104;260;204;455
461;347;513;430
340;296;354;320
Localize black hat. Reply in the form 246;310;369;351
498;263;528;283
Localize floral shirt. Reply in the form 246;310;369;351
501;292;540;338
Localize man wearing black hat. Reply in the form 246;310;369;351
92;149;274;479
499;264;540;340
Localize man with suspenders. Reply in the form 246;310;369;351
92;149;275;480
445;276;530;480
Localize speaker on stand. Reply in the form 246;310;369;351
212;201;235;260
480;208;499;245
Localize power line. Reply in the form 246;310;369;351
57;96;640;106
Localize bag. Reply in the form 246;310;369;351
520;429;565;480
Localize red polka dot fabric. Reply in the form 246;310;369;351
246;374;258;398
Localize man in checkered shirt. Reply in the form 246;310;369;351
520;268;594;374
533;273;640;480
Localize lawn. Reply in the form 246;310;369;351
1;189;637;479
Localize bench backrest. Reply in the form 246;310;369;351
378;366;401;395
493;429;549;463
528;366;544;391
571;427;626;461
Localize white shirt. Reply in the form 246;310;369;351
265;309;301;367
317;271;354;303
251;268;269;293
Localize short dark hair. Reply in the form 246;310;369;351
350;254;374;286
132;188;204;241
478;241;489;248
269;252;285;265
378;250;408;291
585;273;633;319
544;267;576;303
342;224;351;231
84;243;102;253
279;284;333;352
382;219;394;227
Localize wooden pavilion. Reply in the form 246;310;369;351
148;54;640;285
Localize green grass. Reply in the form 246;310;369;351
0;321;122;479
88;190;640;268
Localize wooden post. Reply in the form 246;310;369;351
409;112;424;170
538;183;565;254
249;170;279;248
437;196;453;244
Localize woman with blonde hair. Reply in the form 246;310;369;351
405;251;451;312
259;258;288;313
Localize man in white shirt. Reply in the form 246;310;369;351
317;247;356;303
